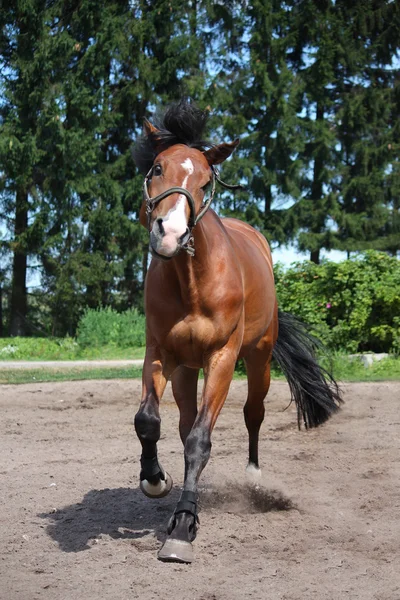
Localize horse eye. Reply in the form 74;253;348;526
201;181;211;192
153;164;162;176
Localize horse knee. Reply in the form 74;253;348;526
134;409;161;443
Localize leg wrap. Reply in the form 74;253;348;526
174;490;199;522
140;455;163;481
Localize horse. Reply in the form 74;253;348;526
132;101;342;563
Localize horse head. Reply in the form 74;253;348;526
135;104;239;259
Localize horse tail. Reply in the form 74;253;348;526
272;310;343;429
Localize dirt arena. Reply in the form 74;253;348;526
1;378;399;600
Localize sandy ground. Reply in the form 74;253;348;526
1;379;399;600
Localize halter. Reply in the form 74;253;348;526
143;165;243;257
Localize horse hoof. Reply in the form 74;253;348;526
246;463;262;485
158;538;194;564
140;471;173;498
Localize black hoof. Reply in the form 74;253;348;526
157;538;194;563
139;471;173;498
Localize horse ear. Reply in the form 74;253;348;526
143;119;159;137
203;139;239;166
143;119;165;154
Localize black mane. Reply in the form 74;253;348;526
132;100;211;174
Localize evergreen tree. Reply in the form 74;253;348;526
334;0;400;255
0;0;66;335
288;0;345;263
204;1;304;249
290;0;400;262
39;0;211;334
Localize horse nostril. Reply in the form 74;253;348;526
156;218;165;235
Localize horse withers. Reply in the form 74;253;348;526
132;101;342;563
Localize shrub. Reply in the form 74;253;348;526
76;307;146;348
0;337;79;360
274;251;400;353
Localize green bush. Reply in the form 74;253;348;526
0;337;79;360
76;307;146;348
275;251;400;353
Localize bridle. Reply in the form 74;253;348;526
143;165;243;257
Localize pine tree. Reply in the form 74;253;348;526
290;0;400;262
0;0;66;335
334;0;400;255
205;1;304;250
287;0;344;263
39;0;212;333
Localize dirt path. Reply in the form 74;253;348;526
1;379;399;600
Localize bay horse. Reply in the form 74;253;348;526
132;101;342;563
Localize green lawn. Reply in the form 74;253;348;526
0;365;143;385
0;355;399;385
0;337;145;361
320;354;400;382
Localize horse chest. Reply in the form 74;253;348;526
149;309;232;365
160;313;219;346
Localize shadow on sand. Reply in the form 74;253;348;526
39;483;295;553
39;486;180;553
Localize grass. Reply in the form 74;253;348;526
0;365;143;385
236;354;400;382
0;337;145;361
324;354;400;382
0;354;399;385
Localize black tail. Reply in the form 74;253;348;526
272;310;343;429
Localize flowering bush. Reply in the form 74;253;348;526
0;344;18;356
274;251;400;353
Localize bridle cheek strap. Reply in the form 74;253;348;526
142;168;217;256
142;166;242;257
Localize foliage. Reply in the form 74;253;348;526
275;251;400;353
76;307;146;349
0;335;145;361
0;336;79;360
321;354;400;382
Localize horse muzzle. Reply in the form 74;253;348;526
150;222;191;259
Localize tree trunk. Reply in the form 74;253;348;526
0;284;3;337
310;249;320;264
10;189;28;336
309;102;324;265
264;185;272;229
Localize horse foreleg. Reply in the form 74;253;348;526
134;349;174;498
158;342;238;563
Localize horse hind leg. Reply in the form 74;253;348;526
243;343;273;481
171;366;199;447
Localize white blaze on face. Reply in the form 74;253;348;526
152;158;194;256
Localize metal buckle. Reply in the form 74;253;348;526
184;235;195;257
